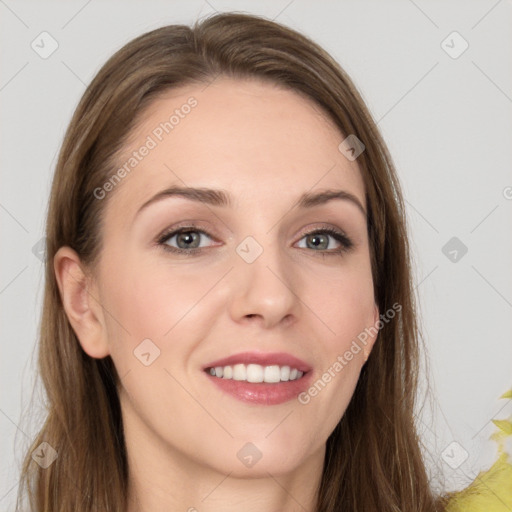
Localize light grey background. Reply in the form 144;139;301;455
1;0;511;508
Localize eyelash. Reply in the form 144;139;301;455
156;223;354;257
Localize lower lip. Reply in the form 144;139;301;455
204;371;312;405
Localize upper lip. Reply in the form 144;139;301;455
203;351;312;373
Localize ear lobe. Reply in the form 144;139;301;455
53;246;110;359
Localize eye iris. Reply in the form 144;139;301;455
307;233;328;250
177;231;200;249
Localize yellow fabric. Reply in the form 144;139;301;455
446;389;512;511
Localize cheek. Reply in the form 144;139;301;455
297;305;371;440
103;264;170;337
296;261;374;420
99;255;225;364
306;259;375;351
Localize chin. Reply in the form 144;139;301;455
200;434;317;478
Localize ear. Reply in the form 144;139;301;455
53;246;110;359
363;303;380;362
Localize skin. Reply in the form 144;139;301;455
55;77;379;512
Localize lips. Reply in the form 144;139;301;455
202;351;313;405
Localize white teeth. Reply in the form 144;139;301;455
246;364;264;383
232;363;246;381
207;363;305;383
264;365;281;383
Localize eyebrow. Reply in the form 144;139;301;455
135;186;367;219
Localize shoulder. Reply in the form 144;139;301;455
445;389;512;512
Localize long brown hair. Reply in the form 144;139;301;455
17;12;449;511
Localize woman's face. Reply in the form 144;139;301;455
72;77;379;477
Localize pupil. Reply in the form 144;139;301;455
178;231;198;248
309;234;327;249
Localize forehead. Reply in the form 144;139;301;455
103;77;366;229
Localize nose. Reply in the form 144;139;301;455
228;241;299;330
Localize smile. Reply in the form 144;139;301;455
203;352;312;405
206;363;305;382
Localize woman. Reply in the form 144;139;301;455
17;12;452;511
